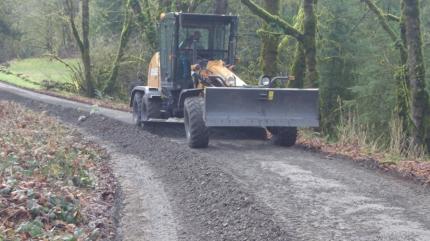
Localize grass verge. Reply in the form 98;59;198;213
0;72;41;90
7;58;79;85
0;101;116;240
0;58;130;112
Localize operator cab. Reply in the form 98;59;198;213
159;13;238;92
178;17;234;63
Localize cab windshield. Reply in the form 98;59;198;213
178;23;231;61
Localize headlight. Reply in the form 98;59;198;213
259;75;271;86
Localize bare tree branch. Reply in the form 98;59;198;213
241;0;304;41
385;13;400;22
64;0;83;53
362;0;398;43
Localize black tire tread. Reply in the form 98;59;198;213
271;127;297;147
132;92;143;126
184;97;209;148
143;96;162;121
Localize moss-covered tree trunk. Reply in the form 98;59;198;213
260;0;280;77
290;43;306;88
288;8;305;88
302;0;318;87
105;0;133;95
402;0;430;150
398;1;411;135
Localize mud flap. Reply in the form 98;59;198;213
204;87;319;127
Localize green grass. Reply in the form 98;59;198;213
0;71;42;89
7;57;79;84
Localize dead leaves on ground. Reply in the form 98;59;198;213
0;101;111;240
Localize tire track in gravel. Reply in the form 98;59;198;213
85;138;179;241
197;143;430;241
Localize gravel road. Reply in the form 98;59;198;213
1;82;430;241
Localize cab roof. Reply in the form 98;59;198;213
165;12;238;25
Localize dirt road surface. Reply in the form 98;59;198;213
1;82;430;241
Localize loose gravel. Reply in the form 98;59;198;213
0;90;292;240
2;85;430;241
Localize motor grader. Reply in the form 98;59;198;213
130;12;319;148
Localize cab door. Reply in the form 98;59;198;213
160;15;176;89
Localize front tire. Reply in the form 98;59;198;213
184;97;209;148
269;127;297;147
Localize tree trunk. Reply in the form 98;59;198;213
397;0;411;135
45;13;54;54
214;0;228;14
402;0;429;149
105;0;133;95
260;0;280;77
290;43;306;88
65;0;94;97
82;0;94;97
288;7;305;88
302;0;318;87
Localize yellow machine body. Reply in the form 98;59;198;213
147;52;246;89
147;52;161;88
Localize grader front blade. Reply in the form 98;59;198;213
204;87;319;127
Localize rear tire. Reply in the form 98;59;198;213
142;95;162;123
246;127;269;140
132;92;143;126
184;97;209;148
269;127;297;147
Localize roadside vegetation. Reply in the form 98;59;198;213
299;110;430;183
0;101;116;240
